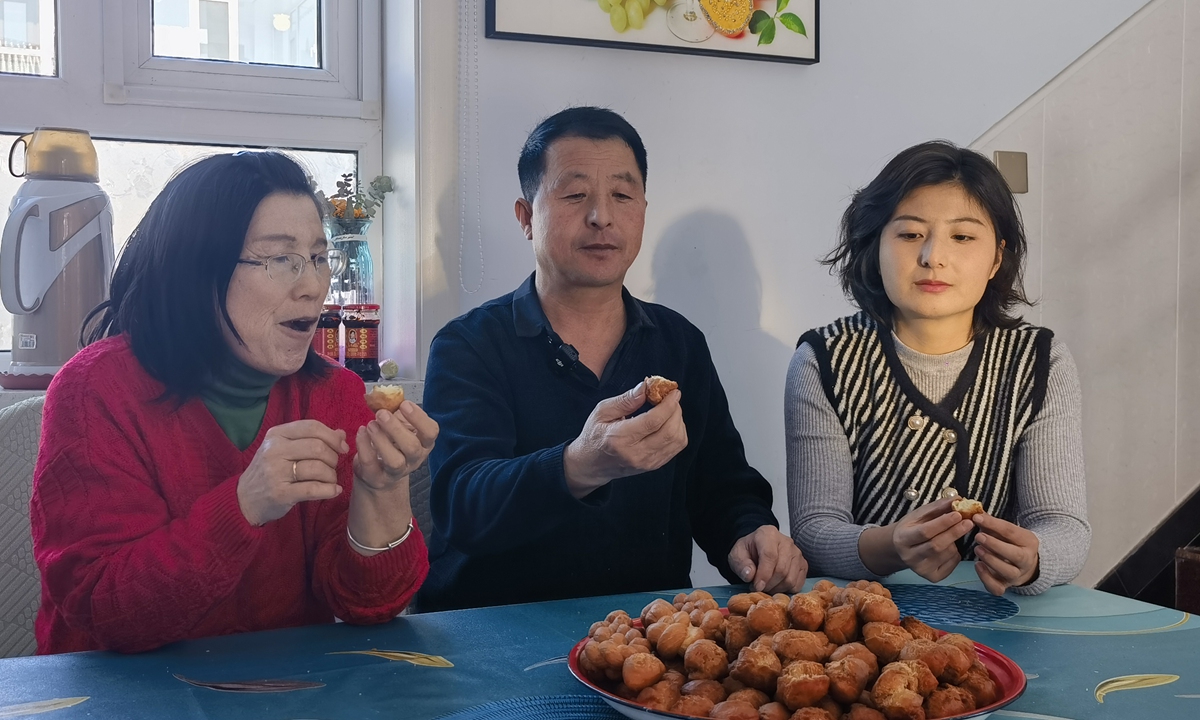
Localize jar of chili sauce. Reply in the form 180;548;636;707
342;303;381;382
311;304;342;362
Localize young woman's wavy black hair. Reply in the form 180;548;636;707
84;150;328;400
823;140;1031;332
517;106;648;202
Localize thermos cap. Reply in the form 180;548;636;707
10;127;100;182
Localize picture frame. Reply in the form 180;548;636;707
485;0;819;66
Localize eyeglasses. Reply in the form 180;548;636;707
237;250;347;285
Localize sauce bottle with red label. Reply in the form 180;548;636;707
312;304;342;363
342;303;380;381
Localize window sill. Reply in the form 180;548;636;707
0;388;43;411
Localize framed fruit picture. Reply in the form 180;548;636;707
485;0;819;66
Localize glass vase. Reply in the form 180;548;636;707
325;217;374;306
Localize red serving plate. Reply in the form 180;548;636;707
568;619;1026;720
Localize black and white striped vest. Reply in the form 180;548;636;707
799;312;1052;543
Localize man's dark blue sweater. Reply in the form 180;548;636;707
415;274;778;612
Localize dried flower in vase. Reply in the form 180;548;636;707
314;173;394;236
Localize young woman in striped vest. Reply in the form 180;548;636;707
786;141;1090;596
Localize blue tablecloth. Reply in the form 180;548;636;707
0;567;1195;719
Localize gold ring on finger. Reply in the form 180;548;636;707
292;460;299;482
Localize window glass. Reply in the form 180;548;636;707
0;135;354;351
153;0;321;68
0;0;55;76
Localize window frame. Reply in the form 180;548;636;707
102;0;381;118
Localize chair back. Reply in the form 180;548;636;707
1178;547;1200;614
0;395;44;657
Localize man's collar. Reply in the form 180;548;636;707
512;271;655;339
512;273;545;338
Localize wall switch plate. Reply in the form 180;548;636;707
993;151;1029;194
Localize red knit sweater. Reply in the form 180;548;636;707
30;336;429;654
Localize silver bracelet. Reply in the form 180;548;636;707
346;519;414;553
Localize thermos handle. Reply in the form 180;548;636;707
0;197;41;314
8;133;31;178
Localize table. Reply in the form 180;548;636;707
0;566;1195;719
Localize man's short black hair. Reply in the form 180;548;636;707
823;140;1031;332
85;150;329;400
517;106;648;202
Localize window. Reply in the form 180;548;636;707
105;0;376;117
0;1;411;368
0;135;356;351
0;0;54;76
152;0;321;69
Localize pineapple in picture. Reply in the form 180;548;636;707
698;0;754;36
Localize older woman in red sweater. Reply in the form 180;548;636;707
30;151;434;654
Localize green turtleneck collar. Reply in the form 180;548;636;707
200;356;279;451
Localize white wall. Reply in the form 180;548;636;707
413;0;1150;585
975;0;1200;587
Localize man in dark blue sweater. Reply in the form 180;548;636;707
417;107;807;612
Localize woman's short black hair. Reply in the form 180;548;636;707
823;140;1031;332
85;150;328;400
517;106;648;202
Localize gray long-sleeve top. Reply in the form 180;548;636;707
785;333;1091;595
